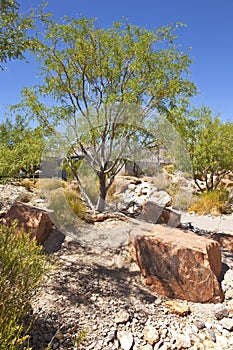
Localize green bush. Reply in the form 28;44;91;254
188;189;231;216
0;224;49;350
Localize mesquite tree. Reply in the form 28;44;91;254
19;17;196;211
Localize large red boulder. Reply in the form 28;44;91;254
1;202;53;244
129;224;224;303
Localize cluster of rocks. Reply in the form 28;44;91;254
115;176;172;213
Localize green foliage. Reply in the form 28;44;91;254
172;105;233;191
0;0;34;66
0;1;50;67
0;116;44;178
0;223;49;350
163;164;175;175
189;189;230;215
72;329;88;348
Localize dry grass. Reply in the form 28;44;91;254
188;189;230;216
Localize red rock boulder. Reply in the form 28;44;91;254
129;224;224;303
1;202;53;244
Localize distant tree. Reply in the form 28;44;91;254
0;115;44;178
173;106;233;191
18;17;196;211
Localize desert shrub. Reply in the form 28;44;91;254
163;164;175;175
166;182;193;211
64;188;87;218
172;190;193;211
21;179;35;191
35;178;67;201
0;224;49;350
188;189;231;216
16;192;32;203
167;182;179;199
48;188;87;227
36;178;67;191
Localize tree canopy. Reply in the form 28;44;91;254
0;115;44;178
17;17;197;211
0;0;34;66
0;0;50;68
173;106;233;191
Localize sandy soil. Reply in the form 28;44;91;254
181;212;233;233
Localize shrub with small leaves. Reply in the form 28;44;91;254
0;223;50;350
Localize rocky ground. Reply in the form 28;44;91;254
28;223;233;350
1;183;233;349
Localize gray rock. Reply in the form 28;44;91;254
214;303;229;320
206;328;216;342
194;318;205;329
105;330;116;343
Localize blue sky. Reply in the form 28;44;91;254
1;0;233;122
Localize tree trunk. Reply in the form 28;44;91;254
96;172;107;212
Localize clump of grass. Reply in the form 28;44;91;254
64;188;87;219
21;179;35;191
72;329;88;349
36;178;67;192
188;189;231;216
48;187;87;227
173;191;193;211
106;182;119;203
151;173;169;191
0;223;50;350
16;191;32;203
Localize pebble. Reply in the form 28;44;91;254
142;325;160;345
115;310;130;324
214;303;229;320
194;318;205;330
206;328;216;342
220;317;233;331
117;330;134;350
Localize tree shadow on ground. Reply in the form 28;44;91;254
29;240;158;349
